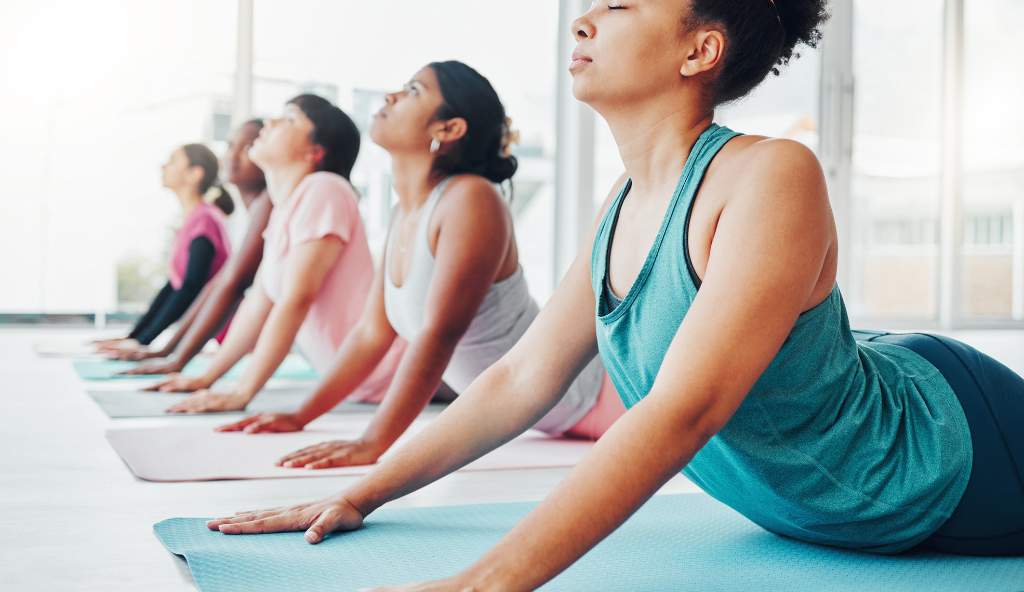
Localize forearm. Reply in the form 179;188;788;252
358;329;460;452
198;293;268;384
172;272;248;367
293;325;396;427
233;297;312;401
160;280;215;356
459;393;715;590
135;238;215;346
347;359;564;515
129;284;172;343
131;280;205;346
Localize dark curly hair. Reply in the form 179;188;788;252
685;0;830;105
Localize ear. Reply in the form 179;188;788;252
430;117;469;144
185;164;205;188
307;144;326;170
680;28;725;78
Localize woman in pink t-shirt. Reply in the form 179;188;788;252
150;94;402;411
95;143;232;353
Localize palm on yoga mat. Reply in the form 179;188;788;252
106;423;589;481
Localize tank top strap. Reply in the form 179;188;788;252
415;177;453;254
670;124;742;289
591;124;741;313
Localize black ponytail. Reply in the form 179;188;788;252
209;184;235;216
428;61;518;192
181;143;233;215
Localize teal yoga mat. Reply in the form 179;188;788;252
87;388;379;418
154;494;1024;591
72;354;319;382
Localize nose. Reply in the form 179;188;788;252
572;11;595;41
384;92;399;106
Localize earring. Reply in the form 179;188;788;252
429;138;441;154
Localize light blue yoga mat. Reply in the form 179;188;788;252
153;494;1024;591
73;354;319;382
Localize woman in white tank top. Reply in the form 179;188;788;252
219;61;623;468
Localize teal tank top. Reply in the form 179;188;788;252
591;124;972;553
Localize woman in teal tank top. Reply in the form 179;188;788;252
205;1;1024;588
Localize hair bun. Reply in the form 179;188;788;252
481;154;518;185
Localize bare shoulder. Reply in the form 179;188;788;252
728;136;825;190
716;136;829;212
435;174;507;218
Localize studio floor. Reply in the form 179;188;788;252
2;326;1022;590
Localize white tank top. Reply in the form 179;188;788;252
383;179;602;434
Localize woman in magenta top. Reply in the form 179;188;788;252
97;144;232;352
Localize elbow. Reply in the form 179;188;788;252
658;389;735;449
689;412;725;449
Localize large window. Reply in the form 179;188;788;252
960;0;1024;320
0;0;237;315
2;1;1019;329
847;0;944;321
251;0;560;299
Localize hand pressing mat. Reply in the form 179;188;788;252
153;493;1024;592
88;388;381;419
73;353;319;382
107;422;592;481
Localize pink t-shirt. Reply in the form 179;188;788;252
169;202;231;290
261;172;402;402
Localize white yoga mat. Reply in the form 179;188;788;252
106;420;593;482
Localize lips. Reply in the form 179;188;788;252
569;48;593;72
571;49;592;63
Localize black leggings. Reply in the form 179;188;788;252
859;332;1024;556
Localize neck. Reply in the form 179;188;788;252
175;188;203;215
236;183;267;209
264;163;314;206
390;152;444;213
600;96;714;197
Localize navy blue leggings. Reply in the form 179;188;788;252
861;332;1024;556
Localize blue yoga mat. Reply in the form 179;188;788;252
73;354;319;382
153;494;1024;591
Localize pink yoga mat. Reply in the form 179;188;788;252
105;419;593;482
